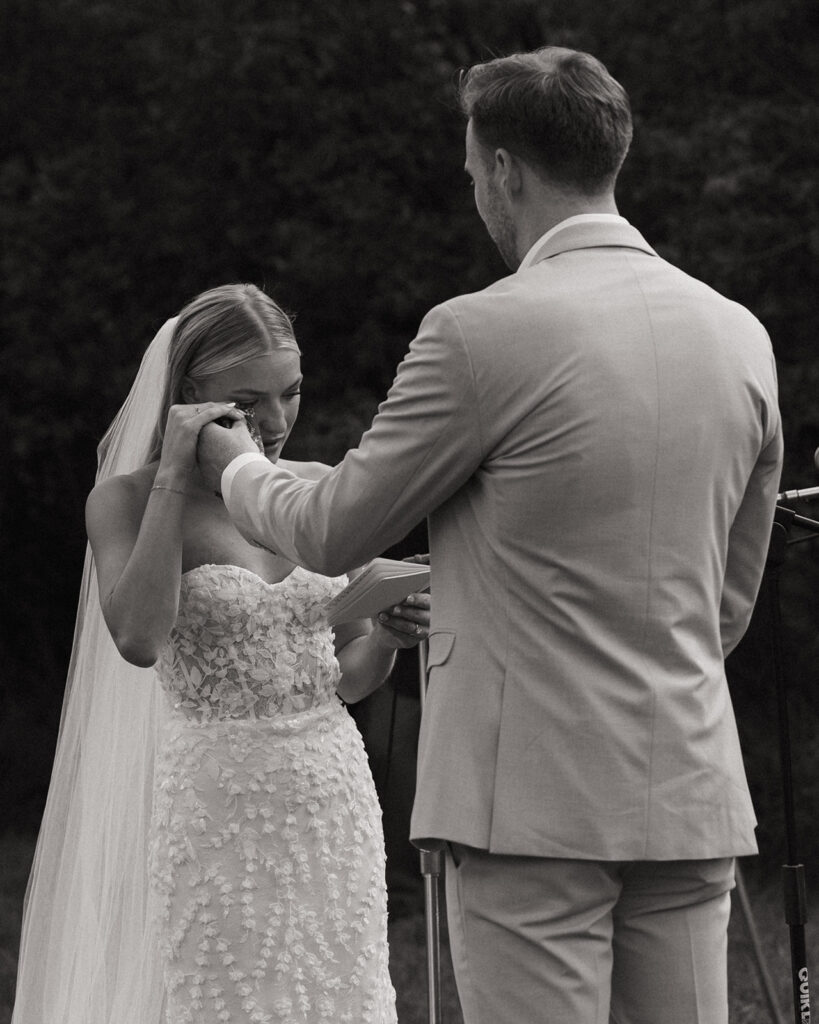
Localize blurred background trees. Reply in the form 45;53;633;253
1;0;818;875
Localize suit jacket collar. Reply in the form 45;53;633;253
524;220;658;266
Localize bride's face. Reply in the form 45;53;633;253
190;350;302;461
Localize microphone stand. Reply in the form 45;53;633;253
764;503;819;1024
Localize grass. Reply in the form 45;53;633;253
1;832;814;1023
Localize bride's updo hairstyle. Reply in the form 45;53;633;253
148;283;299;462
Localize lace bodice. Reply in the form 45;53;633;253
155;564;347;723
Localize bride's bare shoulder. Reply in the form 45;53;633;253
86;463;159;518
277;458;334;482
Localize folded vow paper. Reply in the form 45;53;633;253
324;558;430;626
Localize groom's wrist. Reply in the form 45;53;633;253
221;452;269;504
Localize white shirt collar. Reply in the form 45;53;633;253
517;213;629;272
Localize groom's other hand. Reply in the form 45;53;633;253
198;419;258;492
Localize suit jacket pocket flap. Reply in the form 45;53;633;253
426;631;456;668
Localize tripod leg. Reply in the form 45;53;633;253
734;861;786;1024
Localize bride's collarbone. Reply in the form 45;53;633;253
180;500;295;584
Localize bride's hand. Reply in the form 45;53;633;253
374;590;431;649
158;402;245;480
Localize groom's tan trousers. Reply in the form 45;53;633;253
444;844;735;1024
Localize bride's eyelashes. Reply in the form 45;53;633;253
230;393;300;411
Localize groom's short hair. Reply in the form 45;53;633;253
458;46;633;196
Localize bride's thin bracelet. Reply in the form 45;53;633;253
150;484;187;497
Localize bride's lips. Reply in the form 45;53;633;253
263;437;284;455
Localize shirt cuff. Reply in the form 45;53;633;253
221;452;269;505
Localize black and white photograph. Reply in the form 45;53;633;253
1;2;818;1022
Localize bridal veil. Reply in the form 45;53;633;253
12;319;177;1024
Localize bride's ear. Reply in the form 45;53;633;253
180;378;198;404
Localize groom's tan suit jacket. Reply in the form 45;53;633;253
225;220;782;860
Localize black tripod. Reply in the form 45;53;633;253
762;501;819;1023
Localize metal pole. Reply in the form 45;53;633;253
418;640;443;1024
766;512;811;1024
421;847;443;1024
734;861;787;1024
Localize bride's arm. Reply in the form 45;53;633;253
333;590;430;704
86;469;187;667
86;399;242;668
333;619;397;704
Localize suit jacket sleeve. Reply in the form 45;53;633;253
719;353;783;656
224;302;484;575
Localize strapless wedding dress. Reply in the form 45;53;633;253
148;563;396;1024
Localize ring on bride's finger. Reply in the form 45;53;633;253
415;624;423;635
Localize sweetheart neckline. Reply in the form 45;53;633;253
180;563;302;588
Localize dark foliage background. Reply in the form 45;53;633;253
1;0;818;881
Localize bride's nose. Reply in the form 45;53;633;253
257;399;288;435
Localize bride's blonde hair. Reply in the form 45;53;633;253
147;283;299;462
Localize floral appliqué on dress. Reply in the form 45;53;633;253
148;564;396;1024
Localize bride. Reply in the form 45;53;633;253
12;283;430;1024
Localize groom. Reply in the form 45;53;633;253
200;46;782;1024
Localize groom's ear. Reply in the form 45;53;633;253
180;378;198;404
495;148;522;199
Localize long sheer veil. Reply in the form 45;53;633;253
12;318;177;1024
